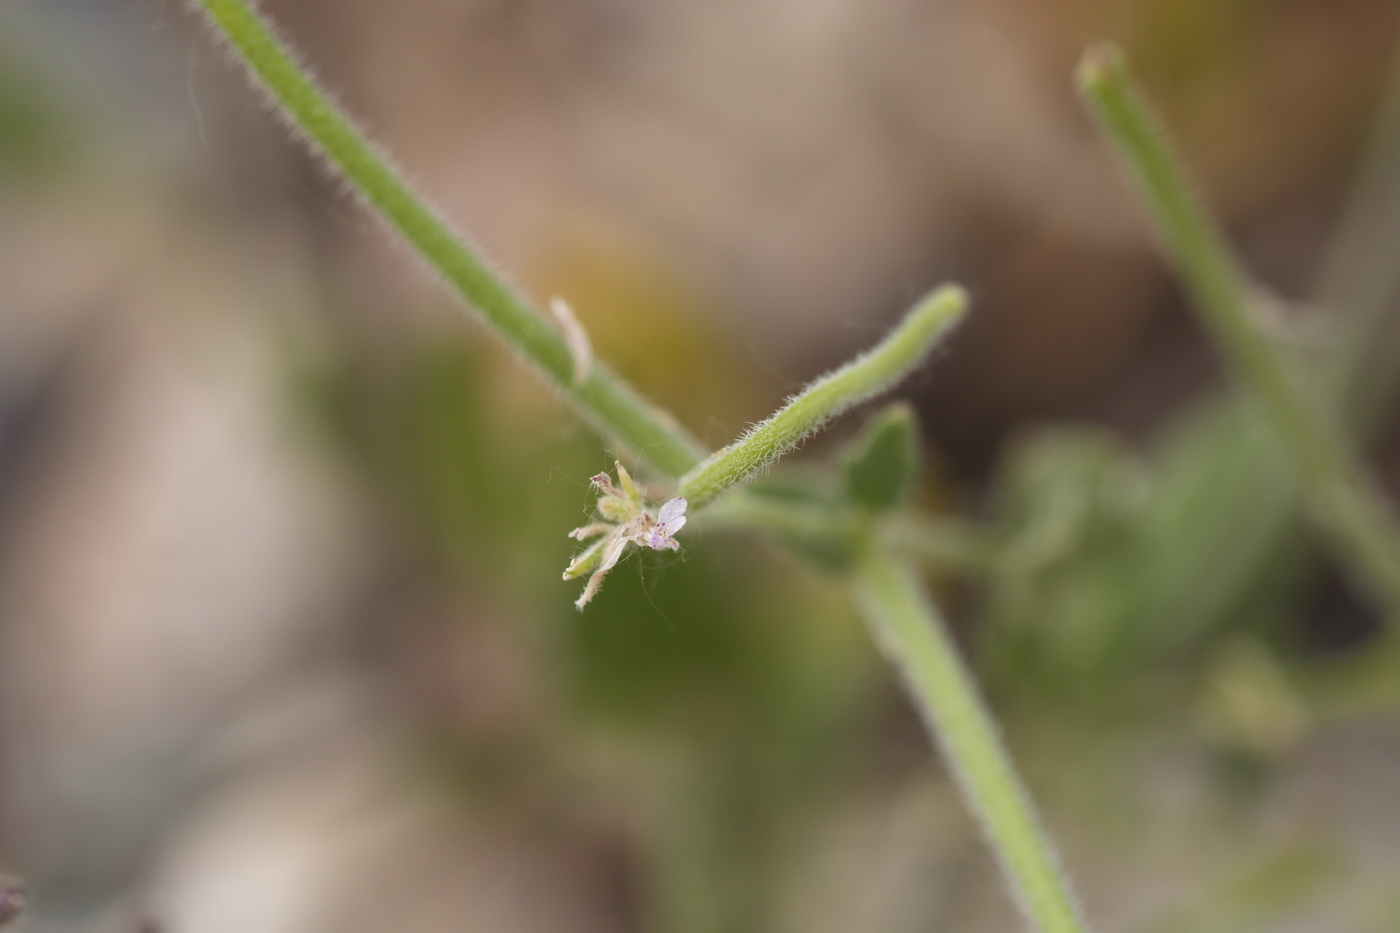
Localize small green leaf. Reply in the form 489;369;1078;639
841;403;921;512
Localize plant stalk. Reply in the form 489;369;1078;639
1078;45;1400;619
854;558;1089;933
190;0;707;478
183;8;1091;927
680;287;966;507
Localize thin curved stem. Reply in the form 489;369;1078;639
679;286;967;507
1078;45;1400;620
190;0;706;478
854;558;1089;933
1126;43;1400;654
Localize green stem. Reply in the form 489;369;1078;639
190;0;706;478
1078;45;1400;618
679;286;967;507
854;559;1089;933
884;514;997;571
1314;44;1400;430
1132;46;1400;654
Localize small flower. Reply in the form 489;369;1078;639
563;463;689;609
643;496;687;550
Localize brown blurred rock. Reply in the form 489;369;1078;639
0;876;26;928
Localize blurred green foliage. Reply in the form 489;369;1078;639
0;55;69;181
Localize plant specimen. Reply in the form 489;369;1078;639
172;3;1400;930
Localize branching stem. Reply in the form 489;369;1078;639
182;7;1091;930
1079;45;1400;619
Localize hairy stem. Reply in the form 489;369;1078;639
679;286;967;507
1078;45;1400;619
1115;43;1400;657
854;559;1089;933
1315;44;1400;429
189;0;706;477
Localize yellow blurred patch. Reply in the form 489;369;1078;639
523;216;762;445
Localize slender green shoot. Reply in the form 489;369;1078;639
679;286;967;507
188;0;706;478
1314;44;1400;428
854;559;1089;933
1078;45;1400;618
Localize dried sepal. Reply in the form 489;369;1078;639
564;467;689;608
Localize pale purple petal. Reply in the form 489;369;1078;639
653;497;687;537
657;497;687;524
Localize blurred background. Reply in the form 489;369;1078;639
4;0;1400;930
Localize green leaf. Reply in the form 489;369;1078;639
841;402;921;512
